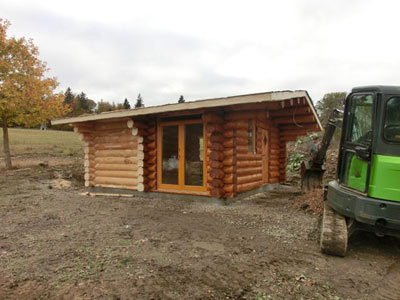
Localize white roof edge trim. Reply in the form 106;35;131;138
52;90;318;126
303;91;323;131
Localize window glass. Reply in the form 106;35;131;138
346;94;373;145
384;97;400;143
248;120;255;153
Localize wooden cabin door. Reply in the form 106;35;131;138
261;129;269;183
158;120;206;192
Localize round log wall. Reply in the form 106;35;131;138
74;119;144;191
138;121;157;192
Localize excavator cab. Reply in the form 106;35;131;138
318;86;400;256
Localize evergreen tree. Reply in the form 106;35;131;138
123;98;131;109
63;87;75;106
178;95;185;103
135;94;144;108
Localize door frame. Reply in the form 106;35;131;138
157;119;207;192
338;92;375;194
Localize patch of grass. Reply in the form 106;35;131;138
0;128;83;157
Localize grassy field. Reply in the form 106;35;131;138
0;128;83;157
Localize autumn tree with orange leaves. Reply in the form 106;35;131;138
0;19;69;169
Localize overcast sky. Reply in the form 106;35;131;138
2;0;399;106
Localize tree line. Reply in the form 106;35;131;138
62;88;145;117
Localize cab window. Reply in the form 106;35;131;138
346;94;373;145
384;97;400;143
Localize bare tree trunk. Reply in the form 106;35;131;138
2;121;12;169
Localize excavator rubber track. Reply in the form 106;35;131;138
320;203;348;257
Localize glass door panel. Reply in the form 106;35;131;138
161;125;179;185
184;123;204;186
340;94;373;193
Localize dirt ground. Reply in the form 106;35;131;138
1;158;400;299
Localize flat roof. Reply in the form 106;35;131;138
52;90;322;129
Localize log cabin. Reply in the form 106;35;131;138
52;90;322;199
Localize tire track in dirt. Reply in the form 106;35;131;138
371;261;400;300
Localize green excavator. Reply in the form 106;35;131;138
301;86;400;256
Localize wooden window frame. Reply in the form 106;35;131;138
157;119;207;192
248;119;256;154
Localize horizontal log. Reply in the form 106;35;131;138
144;149;157;157
203;113;224;124
93;157;138;164
224;111;265;121
269;178;279;183
236;182;261;193
94;141;138;150
237;145;250;154
94;170;139;179
269;165;279;171
237;174;262;185
210;188;224;198
94;133;134;144
95;163;139;171
223;174;233;184
210;169;224;179
146;127;156;135
237;167;262;177
236;160;262;168
222;139;234;148
210;133;224;143
146;179;157;189
146;172;156;180
146;164;157;172
223;184;233;193
235;129;248;139
224;192;234;199
223;131;234;138
207;124;224;133
210;179;224;188
146;134;156;142
224;120;248;130
94;176;138;186
269;171;280;178
223;166;234;173
146;141;156;150
209;160;223;169
269;160;279;166
270;149;279;155
210;151;224;161
93;184;137;191
95;149;139;158
223;148;234;157
211;143;224;151
236;137;249;146
237;153;262;161
222;158;234;166
145;156;157;165
94;122;128;131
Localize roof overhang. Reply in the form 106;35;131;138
52;90;322;130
